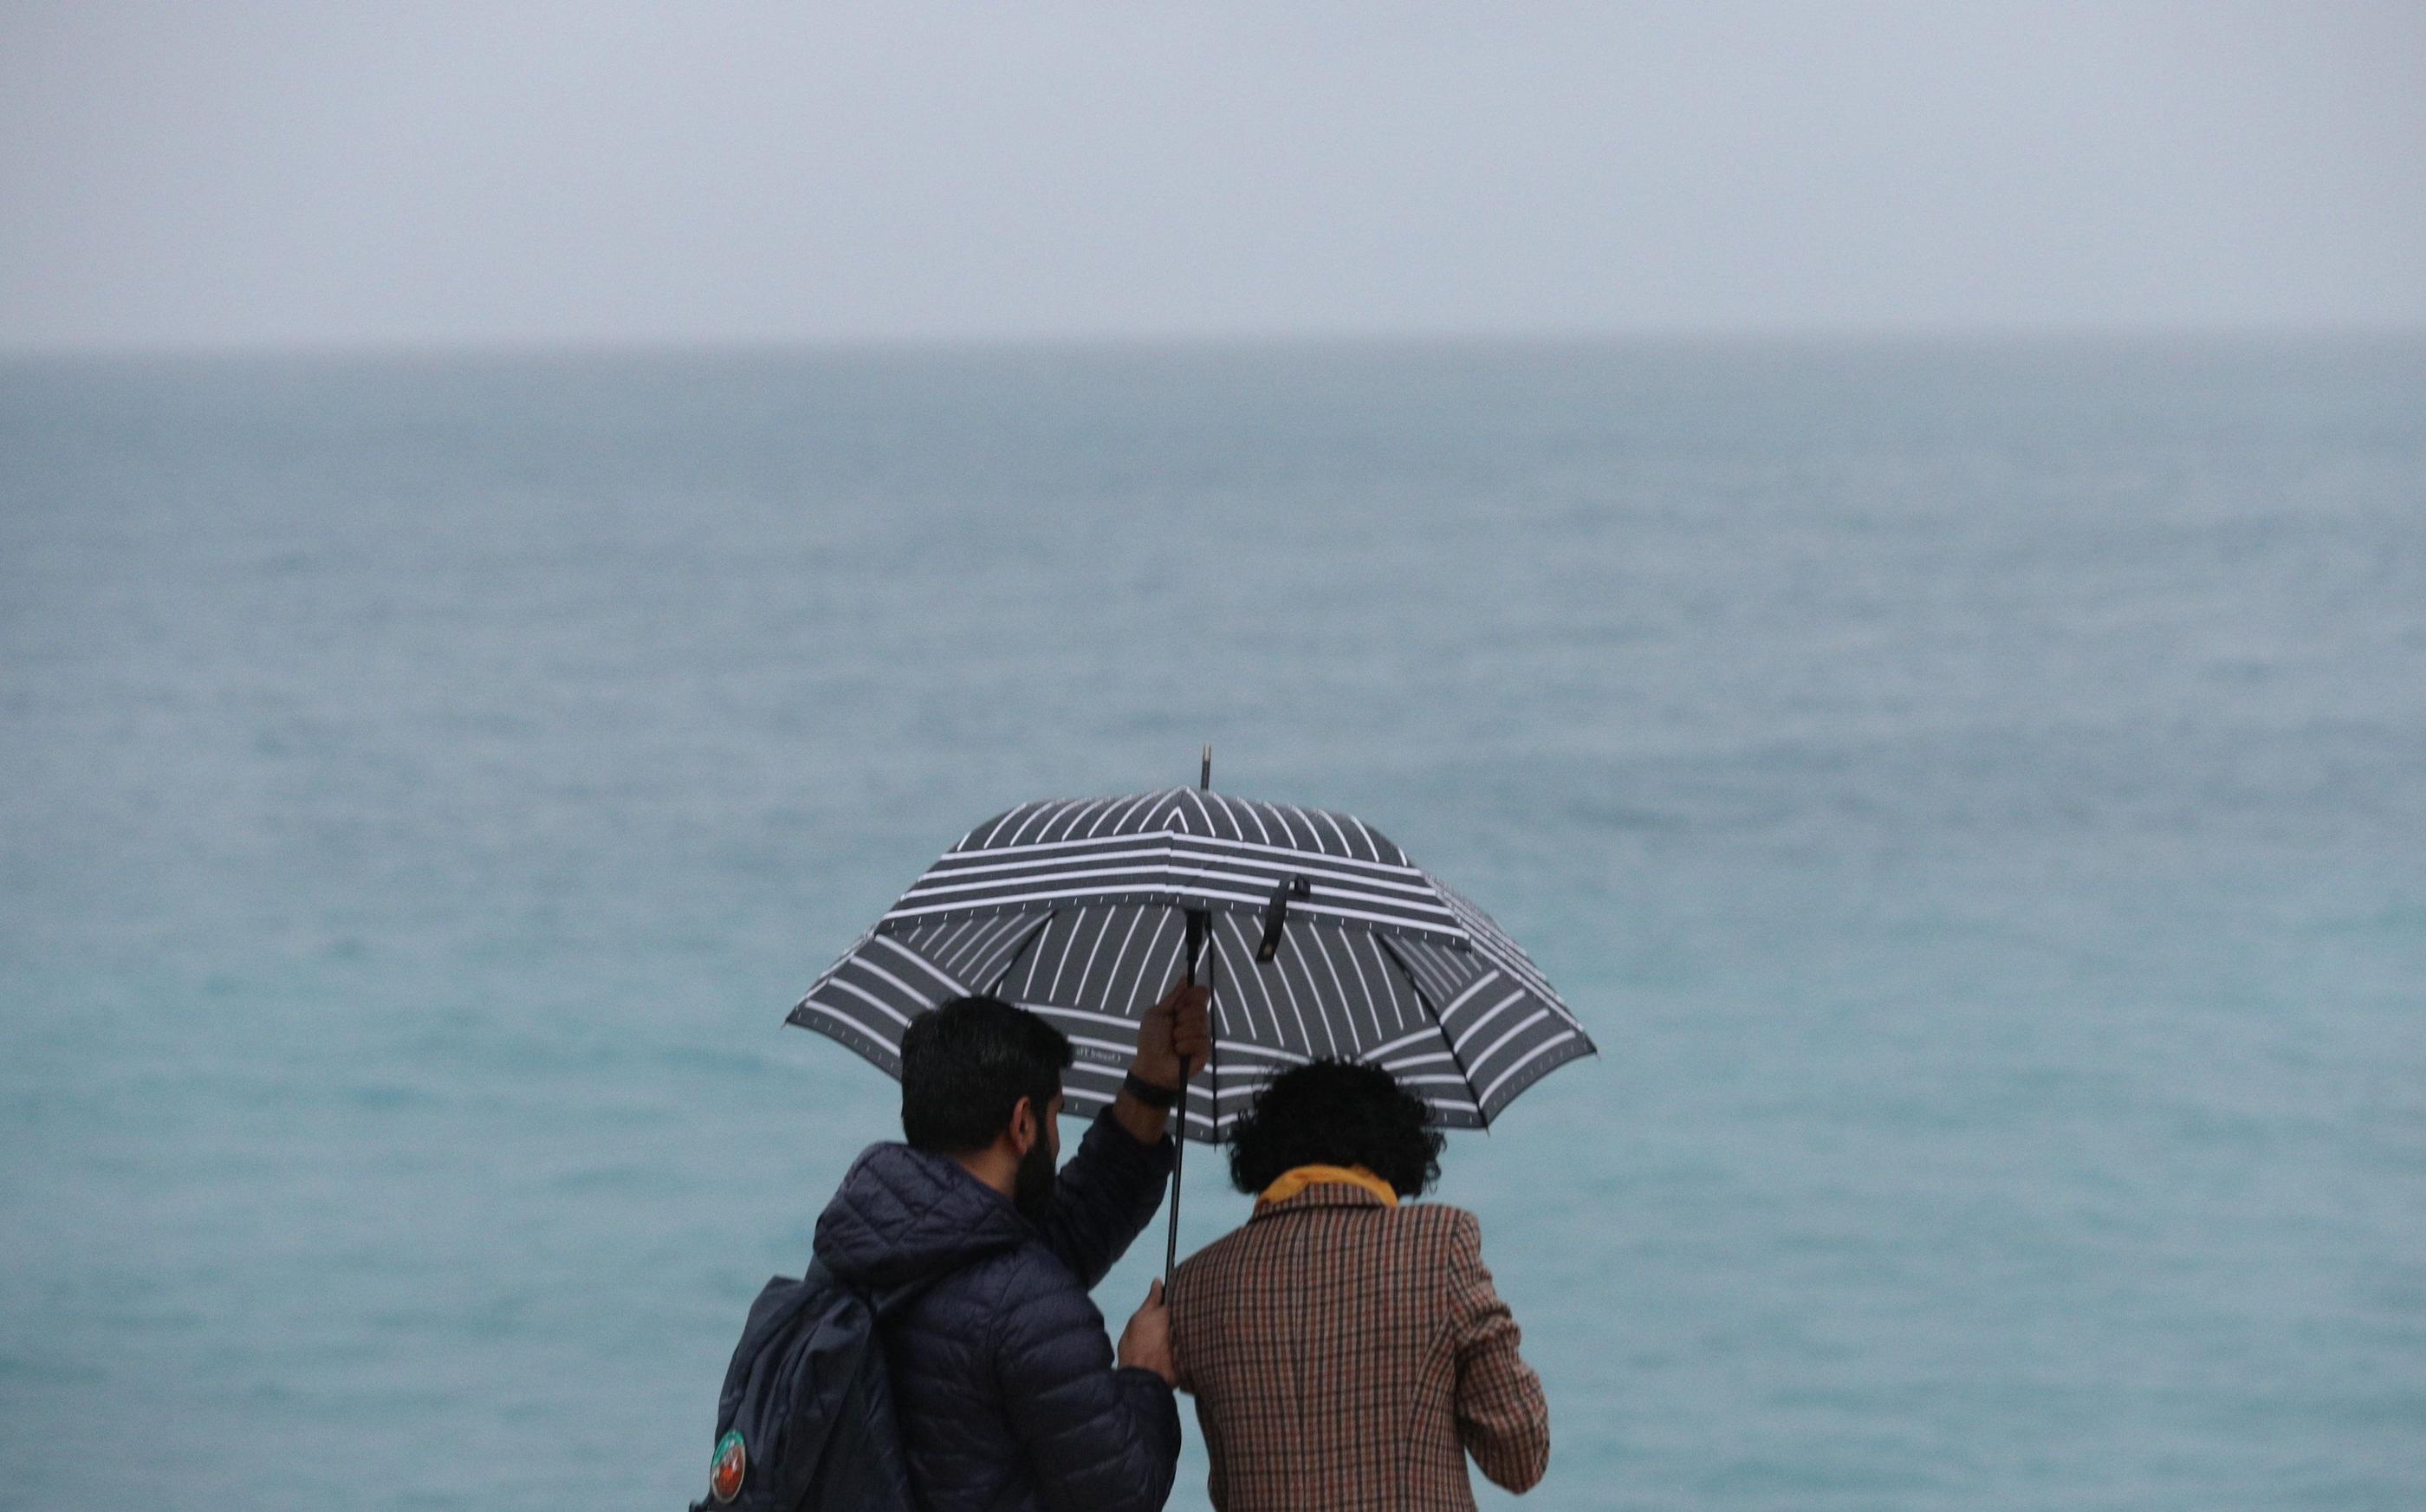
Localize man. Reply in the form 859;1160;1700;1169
812;982;1210;1512
1170;1060;1550;1512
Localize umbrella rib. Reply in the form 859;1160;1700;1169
1377;936;1489;1128
956;913;1028;984
985;914;1057;996
1476;1029;1582;1109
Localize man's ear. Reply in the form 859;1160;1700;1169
1008;1094;1037;1157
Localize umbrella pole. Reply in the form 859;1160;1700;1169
1166;907;1204;1287
1164;1090;1183;1285
1166;745;1212;1288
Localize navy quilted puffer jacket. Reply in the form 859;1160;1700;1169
814;1107;1181;1512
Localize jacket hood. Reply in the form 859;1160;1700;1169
814;1140;1032;1290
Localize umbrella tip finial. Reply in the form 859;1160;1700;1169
1200;743;1212;791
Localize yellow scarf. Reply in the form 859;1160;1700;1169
1258;1164;1400;1207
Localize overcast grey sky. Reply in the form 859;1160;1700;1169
3;2;2422;350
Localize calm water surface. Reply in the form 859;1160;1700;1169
2;341;2422;1510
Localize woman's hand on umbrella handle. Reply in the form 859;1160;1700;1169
1117;1278;1177;1385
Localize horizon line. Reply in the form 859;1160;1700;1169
4;320;2424;364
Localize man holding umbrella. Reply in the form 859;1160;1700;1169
808;979;1210;1512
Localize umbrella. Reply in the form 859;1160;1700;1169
789;757;1595;1275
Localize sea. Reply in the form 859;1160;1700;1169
2;339;2420;1511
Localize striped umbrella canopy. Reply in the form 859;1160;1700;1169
789;785;1594;1143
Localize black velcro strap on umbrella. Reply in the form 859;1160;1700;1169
1255;875;1312;963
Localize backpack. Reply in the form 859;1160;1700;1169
688;1259;933;1512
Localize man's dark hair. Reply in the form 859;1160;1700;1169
1225;1059;1445;1199
898;995;1074;1154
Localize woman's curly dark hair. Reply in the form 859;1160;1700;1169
1225;1059;1445;1199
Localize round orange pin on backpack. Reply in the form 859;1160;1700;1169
709;1430;746;1503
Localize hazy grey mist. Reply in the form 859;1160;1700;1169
3;1;2422;350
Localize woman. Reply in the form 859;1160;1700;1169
1169;1060;1549;1511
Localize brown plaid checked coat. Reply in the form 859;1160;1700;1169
1169;1184;1549;1511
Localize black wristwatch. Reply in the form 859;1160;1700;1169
1121;1071;1180;1109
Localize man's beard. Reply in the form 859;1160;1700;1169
1013;1126;1058;1223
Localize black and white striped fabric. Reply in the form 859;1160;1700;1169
788;788;1593;1141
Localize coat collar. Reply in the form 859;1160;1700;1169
1250;1182;1398;1223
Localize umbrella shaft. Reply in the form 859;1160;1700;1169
1168;906;1208;1286
1165;1117;1184;1281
